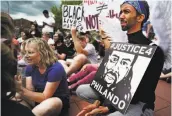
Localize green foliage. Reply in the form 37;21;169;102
61;0;82;5
51;0;82;31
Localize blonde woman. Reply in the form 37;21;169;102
16;38;70;116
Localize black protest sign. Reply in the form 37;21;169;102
90;42;157;114
62;5;83;31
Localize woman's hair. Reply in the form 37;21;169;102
1;43;17;99
1;12;15;48
22;29;32;40
1;12;14;40
54;33;64;44
23;38;58;67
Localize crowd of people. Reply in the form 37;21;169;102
1;0;171;116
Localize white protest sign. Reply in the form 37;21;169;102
82;0;107;31
62;5;83;31
98;0;127;42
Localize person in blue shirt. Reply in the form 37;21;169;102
15;38;70;116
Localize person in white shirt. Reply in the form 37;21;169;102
42;10;55;38
59;28;98;76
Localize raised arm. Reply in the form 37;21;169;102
71;27;88;55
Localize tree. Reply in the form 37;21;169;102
51;0;82;31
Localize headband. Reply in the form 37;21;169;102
122;1;148;23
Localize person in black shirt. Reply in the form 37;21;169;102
76;1;164;116
64;33;76;58
1;12;34;116
54;33;68;60
29;22;41;38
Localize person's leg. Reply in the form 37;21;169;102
78;71;97;84
32;97;62;116
68;70;88;83
69;71;97;90
76;84;100;103
68;64;97;82
69;71;97;89
66;54;88;76
107;102;153;116
86;64;99;71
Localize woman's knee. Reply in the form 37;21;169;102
32;97;62;116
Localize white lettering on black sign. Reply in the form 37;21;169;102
91;80;126;110
111;43;154;57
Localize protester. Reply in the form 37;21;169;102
76;1;164;116
42;31;54;44
54;33;68;60
17;29;32;45
42;10;55;38
1;12;35;116
29;22;41;38
1;43;35;116
67;31;108;90
61;28;98;76
16;38;70;116
64;33;76;58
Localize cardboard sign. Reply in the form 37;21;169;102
82;0;124;33
90;42;157;114
62;5;83;31
83;0;106;31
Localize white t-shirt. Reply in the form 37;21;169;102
84;43;98;64
42;17;55;33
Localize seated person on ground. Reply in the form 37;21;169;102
76;1;164;116
67;31;108;91
53;33;68;60
64;33;76;58
60;27;98;76
15;38;70;116
42;31;54;44
1;12;34;116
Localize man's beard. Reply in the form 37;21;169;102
120;19;130;31
121;25;130;31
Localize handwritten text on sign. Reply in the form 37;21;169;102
62;5;83;30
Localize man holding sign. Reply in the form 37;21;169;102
76;1;164;116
